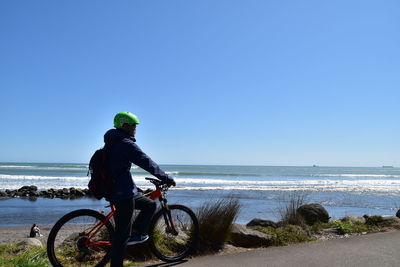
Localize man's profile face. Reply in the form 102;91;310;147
129;124;137;136
121;123;137;136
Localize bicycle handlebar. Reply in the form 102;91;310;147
145;177;172;189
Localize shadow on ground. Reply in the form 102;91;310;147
143;260;188;267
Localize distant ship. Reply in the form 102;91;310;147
382;166;394;168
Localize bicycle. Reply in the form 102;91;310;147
47;177;199;266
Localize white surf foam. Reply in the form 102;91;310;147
2;174;400;194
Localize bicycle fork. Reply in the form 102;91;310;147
160;200;179;236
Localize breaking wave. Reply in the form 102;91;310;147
1;174;400;194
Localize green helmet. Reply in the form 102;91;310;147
114;112;140;128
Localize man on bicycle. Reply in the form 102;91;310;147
104;111;175;267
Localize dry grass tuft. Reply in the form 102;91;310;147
196;196;240;254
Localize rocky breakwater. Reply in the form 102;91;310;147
0;185;92;200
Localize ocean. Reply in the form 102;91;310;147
1;163;400;226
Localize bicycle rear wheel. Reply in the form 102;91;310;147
47;209;114;267
148;204;199;262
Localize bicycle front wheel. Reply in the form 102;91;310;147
47;209;114;267
148;204;199;262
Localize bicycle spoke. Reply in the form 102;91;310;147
149;205;199;262
47;209;113;267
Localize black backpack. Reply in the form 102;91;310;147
88;147;115;200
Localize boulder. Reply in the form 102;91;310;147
29;191;40;197
62;188;70;195
55;189;63;197
85;189;93;197
18;186;31;192
28;185;38;192
18;238;43;248
16;191;29;197
246;218;278;228
229;224;272;248
7;190;17;197
364;215;400;225
341;215;366;224
41;190;53;198
297;203;330;225
74;189;85;197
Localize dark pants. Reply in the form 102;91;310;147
132;195;157;233
110;195;157;267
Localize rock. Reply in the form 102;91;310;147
85;189;93;197
16;191;28;197
341;215;366;224
18;238;43;248
74;189;85;197
0;191;6;197
396;209;400;218
29;185;38;191
29;191;40;197
8;190;17;197
246;218;278;228
229;224;272;248
62;188;70;195
55;189;63;197
18;186;31;192
364;215;400;225
377;215;400;224
46;189;56;197
41;190;53;198
322;228;340;234
297;203;330;225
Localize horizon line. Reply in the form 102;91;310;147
0;161;396;169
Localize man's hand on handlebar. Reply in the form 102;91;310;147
168;179;176;187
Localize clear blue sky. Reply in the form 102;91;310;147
0;0;399;167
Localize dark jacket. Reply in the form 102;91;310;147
103;128;172;202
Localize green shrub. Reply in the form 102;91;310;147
333;220;369;234
365;215;386;226
310;220;372;234
0;244;51;267
309;221;335;232
251;225;313;246
196;196;240;254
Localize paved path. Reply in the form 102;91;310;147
143;231;400;267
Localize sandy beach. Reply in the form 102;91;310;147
0;225;52;245
0;224;91;246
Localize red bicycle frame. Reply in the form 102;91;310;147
84;187;164;248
